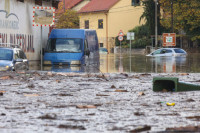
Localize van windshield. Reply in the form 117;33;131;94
46;38;83;53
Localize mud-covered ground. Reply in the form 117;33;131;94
1;71;200;133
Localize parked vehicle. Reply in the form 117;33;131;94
99;47;108;54
0;43;29;71
146;48;187;57
43;29;100;71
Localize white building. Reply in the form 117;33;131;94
0;0;60;61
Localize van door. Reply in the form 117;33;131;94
84;39;90;65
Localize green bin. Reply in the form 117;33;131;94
153;77;200;92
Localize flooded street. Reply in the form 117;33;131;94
1;53;198;132
99;53;200;73
30;53;200;73
1;72;200;132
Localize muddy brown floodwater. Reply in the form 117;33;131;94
1;71;200;132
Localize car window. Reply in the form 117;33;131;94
160;49;167;54
152;49;161;55
19;50;26;59
165;49;173;53
174;49;186;53
14;50;20;59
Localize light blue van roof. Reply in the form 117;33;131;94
49;29;95;39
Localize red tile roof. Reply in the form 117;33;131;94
63;0;83;9
79;0;119;13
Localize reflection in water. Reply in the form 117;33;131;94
100;53;196;73
29;53;200;73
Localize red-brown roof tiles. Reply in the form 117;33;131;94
63;0;83;9
79;0;119;13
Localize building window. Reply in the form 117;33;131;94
132;0;140;6
85;20;89;29
17;0;24;2
35;0;42;6
98;19;103;29
100;43;103;47
52;1;59;9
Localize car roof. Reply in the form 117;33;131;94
159;48;183;50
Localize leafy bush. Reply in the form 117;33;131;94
115;25;151;48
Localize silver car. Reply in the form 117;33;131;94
146;48;187;57
0;44;29;71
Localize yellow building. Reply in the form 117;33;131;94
78;0;145;52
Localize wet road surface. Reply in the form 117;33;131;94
1;71;200;132
29;53;200;73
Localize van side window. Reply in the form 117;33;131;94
84;39;88;50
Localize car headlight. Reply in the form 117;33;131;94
5;66;9;69
44;61;52;65
70;60;81;65
0;66;10;71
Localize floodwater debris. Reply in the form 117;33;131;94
5;106;25;109
134;112;145;116
140;73;151;76
56;80;61;83
0;75;13;80
24;94;39;97
186;116;200;121
27;83;35;88
0;92;3;96
76;105;97;109
166;103;175;106
115;89;128;92
186;98;195;102
166;125;200;132
111;85;116;88
180;73;189;76
96;94;110;96
38;114;57;120
0;113;6;116
58;124;86;130
130;125;151;132
58;93;73;96
138;92;145;96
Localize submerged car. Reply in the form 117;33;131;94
0;44;29;71
99;47;108;54
146;48;187;57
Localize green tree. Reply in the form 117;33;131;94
160;0;200;41
55;2;79;29
140;0;164;36
115;25;151;48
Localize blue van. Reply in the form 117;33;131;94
43;29;99;71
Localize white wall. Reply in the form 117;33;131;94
0;0;53;60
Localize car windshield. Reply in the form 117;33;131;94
0;49;13;61
174;49;186;53
45;38;83;53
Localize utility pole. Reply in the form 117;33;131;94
171;0;174;33
155;0;158;49
63;0;65;12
